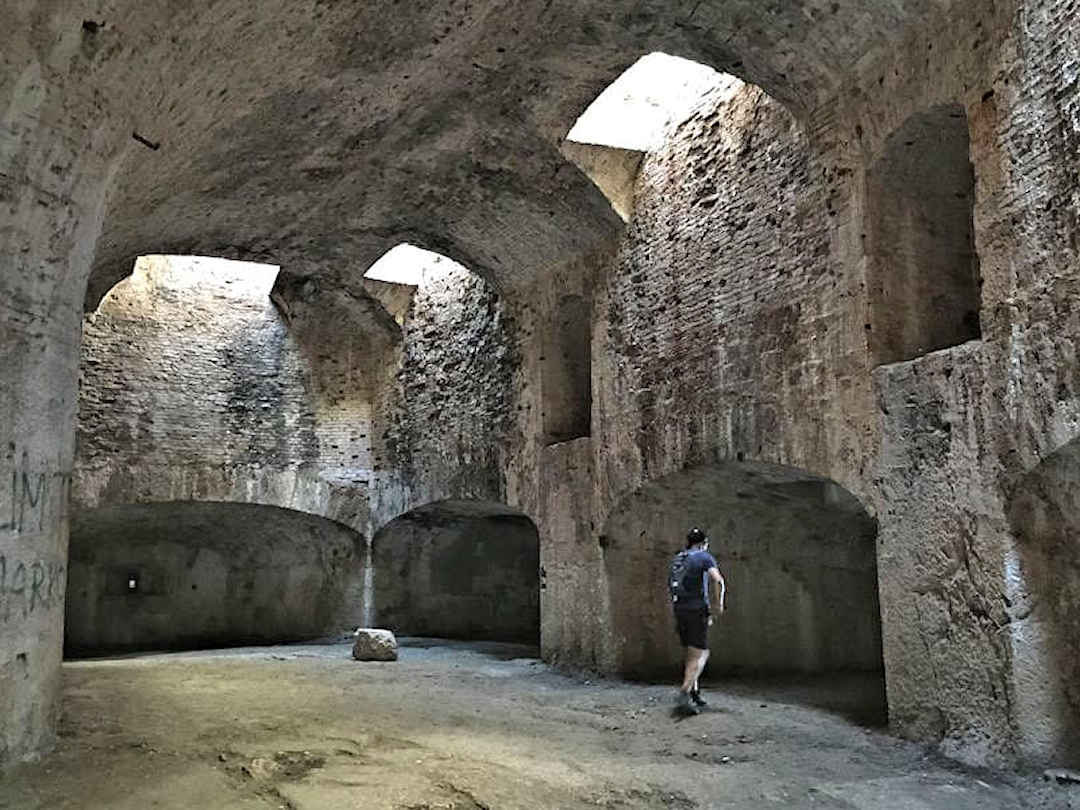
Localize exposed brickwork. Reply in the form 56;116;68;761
74;256;374;521
4;0;1080;773
375;261;523;518
595;82;864;491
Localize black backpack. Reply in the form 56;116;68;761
669;550;692;604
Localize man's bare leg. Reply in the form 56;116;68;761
692;655;707;692
681;646;709;693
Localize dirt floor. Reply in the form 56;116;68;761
1;639;1076;809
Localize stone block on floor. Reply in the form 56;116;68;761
352;629;398;661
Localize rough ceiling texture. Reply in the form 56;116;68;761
76;0;966;306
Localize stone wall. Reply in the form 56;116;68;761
372;500;539;644
4;0;1080;774
593;81;865;498
540;0;1080;770
602;464;882;683
74;255;376;524
371;258;526;524
849;0;1078;768
1006;439;1080;767
65;502;365;655
0;4;131;763
578;80;871;678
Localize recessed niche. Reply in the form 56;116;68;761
865;104;982;365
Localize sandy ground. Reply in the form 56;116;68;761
1;639;1075;809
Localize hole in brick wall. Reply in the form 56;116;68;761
865;103;981;365
363;244;429;286
542;294;591;445
566;53;741;152
561;53;744;222
93;255;280;313
363;243;461;287
361;243;477;325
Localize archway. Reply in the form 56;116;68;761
372;500;540;645
602;462;885;717
1005;438;1080;767
64;501;366;656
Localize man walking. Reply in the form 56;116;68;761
670;527;726;715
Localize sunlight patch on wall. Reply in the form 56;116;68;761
566;53;742;152
96;255;282;312
363;243;463;287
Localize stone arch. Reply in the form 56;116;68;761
372;500;540;645
1005;437;1080;767
64;500;366;657
601;462;883;689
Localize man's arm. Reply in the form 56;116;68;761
708;567;726;615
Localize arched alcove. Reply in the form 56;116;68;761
64;501;366;656
602;462;884;695
542;293;592;445
866;103;981;365
372;500;540;645
1005;439;1080;767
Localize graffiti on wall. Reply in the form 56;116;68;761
0;447;72;622
0;448;72;538
0;554;65;623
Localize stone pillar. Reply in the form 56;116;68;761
0;15;121;763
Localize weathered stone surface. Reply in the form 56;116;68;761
75;255;377;519
2;0;1079;774
372;501;539;645
65;502;366;655
602;463;882;684
352;629;398;662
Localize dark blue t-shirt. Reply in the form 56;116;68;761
674;549;719;611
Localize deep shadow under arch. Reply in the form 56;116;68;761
373;500;540;645
65;501;366;657
602;462;885;718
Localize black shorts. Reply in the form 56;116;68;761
674;608;710;650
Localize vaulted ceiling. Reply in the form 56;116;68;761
79;0;960;307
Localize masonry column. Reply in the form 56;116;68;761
0;17;123;764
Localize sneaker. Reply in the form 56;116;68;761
691;689;708;708
676;690;700;715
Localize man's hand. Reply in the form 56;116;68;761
707;615;714;627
